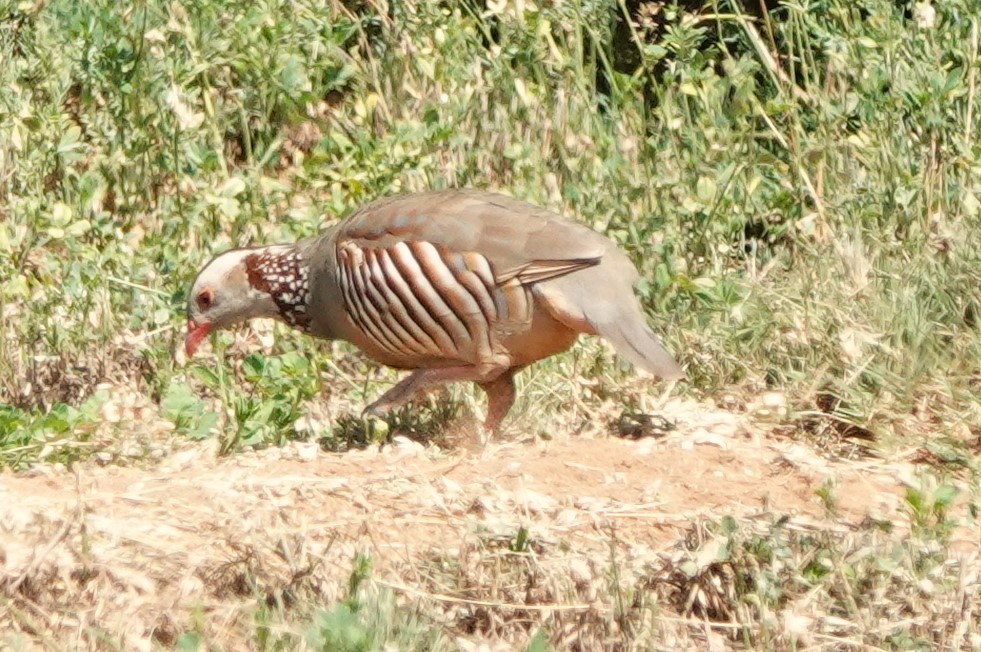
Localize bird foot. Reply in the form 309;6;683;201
362;399;394;419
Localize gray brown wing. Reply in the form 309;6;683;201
330;190;606;362
337;189;609;275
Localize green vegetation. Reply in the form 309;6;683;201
2;0;977;459
1;0;979;648
2;0;979;455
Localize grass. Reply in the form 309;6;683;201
1;0;978;458
11;504;971;650
1;0;979;648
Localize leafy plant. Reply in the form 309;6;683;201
160;382;218;440
0;391;107;469
904;473;960;542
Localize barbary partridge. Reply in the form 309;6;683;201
185;189;684;431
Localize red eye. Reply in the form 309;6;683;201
196;288;214;310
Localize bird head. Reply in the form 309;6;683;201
185;247;283;357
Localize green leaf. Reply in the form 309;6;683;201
57;126;82;153
243;354;266;382
933;483;959;508
188;411;218;440
175;632;201;652
65;220;92;236
189;366;220;388
79;390;110;420
161;382;204;427
526;629;551;652
695;176;717;203
218;177;247;197
51;202;73;225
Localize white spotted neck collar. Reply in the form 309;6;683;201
243;247;311;331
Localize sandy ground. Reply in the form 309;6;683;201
1;399;977;650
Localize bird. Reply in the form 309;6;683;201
185;189;684;433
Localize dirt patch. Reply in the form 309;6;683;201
1;399;976;649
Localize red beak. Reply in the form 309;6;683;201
185;319;212;357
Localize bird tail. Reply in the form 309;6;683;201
591;310;685;380
535;279;685;380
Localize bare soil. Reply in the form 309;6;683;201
1;398;977;650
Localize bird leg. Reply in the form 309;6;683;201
363;365;505;419
476;371;516;434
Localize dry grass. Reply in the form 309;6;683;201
2;398;979;649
